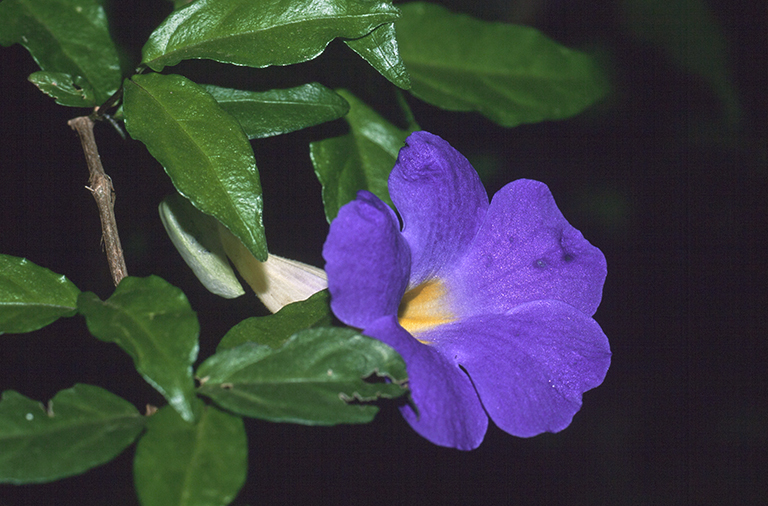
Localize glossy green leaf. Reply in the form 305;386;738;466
142;0;400;71
202;82;350;140
310;89;412;222
78;276;199;422
134;404;246;506
0;384;145;484
28;71;97;107
621;0;739;125
345;22;411;89
198;327;408;425
124;73;267;261
217;290;332;350
0;254;80;334
396;2;609;127
159;193;245;299
0;0;121;105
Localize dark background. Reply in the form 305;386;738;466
1;0;765;504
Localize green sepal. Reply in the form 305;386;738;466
310;89;413;222
158;193;245;299
0;0;121;104
77;276;200;422
123;72;267;261
202;82;350;140
0;384;145;484
0;254;80;335
198;327;408;425
217;290;332;351
396;2;609;127
345;22;411;89
142;0;400;71
133;403;247;506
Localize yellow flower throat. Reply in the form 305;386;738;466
397;280;456;339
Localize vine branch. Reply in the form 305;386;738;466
68;116;128;286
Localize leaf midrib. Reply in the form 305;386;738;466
0;301;76;310
0;413;142;441
131;78;251;246
402;52;589;82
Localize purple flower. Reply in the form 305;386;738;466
323;131;610;450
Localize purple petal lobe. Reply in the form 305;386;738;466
425;300;610;438
323;191;410;329
364;316;488;450
389;132;489;287
452;179;606;316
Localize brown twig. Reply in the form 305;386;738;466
68;116;128;286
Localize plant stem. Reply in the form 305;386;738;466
68;116;128;286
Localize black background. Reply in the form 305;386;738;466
1;1;765;504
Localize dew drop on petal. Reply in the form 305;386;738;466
535;259;547;269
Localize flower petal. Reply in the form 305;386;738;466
323;191;410;329
424;300;610;438
364;316;488;450
389;132;489;287
219;225;327;312
451;179;606;316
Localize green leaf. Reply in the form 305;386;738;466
202;82;350;140
78;276;199;422
134;404;246;506
28;71;97;107
124;73;267;261
0;384;145;484
345;22;411;89
217;290;332;350
620;0;739;126
159;193;245;299
0;0;121;105
310;89;412;222
197;327;408;425
142;0;400;71
0;254;80;334
396;2;609;127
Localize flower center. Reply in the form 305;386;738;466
397;280;456;339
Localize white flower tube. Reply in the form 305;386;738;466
218;224;327;313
